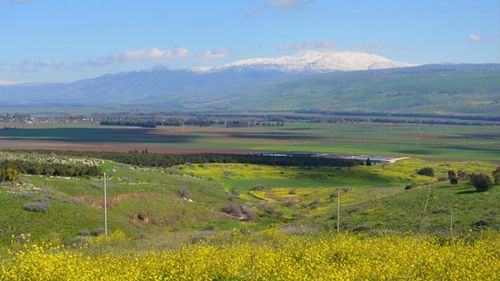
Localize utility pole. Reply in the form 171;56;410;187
450;208;453;239
103;172;108;239
337;191;340;234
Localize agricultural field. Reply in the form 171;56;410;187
0;122;499;160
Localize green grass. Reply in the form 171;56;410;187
0;150;497;245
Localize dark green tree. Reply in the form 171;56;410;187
470;174;493;192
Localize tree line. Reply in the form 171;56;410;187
12;150;362;169
100;117;285;128
0;159;102;181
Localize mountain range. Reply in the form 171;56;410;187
0;51;499;116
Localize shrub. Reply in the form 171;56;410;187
308;199;320;209
458;170;469;180
353;224;370;232
241;205;257;221
91;228;109;236
23;201;49;213
493;167;500;185
417;167;434;177
473;218;491;230
251;184;270;191
450;177;458;185
404;183;416;190
177;187;191;198
432;207;450;214
221;204;243;218
260;202;277;215
78;230;91;236
230;187;240;196
281;198;300;206
470;174;493;192
341;220;351;229
221;204;256;221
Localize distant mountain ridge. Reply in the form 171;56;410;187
0;59;499;116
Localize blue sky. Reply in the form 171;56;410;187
1;0;499;83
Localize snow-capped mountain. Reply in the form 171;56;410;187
199;51;415;73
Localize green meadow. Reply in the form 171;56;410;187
0;150;497;245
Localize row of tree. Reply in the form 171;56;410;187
448;168;499;191
100;118;285;128
0;160;102;179
13;150;362;169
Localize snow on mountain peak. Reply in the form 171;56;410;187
196;51;415;73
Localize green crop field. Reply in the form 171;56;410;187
0;122;499;160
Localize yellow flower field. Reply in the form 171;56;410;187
1;231;498;281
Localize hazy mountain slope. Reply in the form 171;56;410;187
0;69;295;107
227;64;500;115
0;63;498;115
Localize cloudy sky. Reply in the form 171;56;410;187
1;0;499;83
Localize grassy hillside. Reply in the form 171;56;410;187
0;151;497;245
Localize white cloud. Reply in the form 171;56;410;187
469;33;481;41
9;0;32;4
9;47;195;72
246;0;314;16
349;43;399;52
0;79;20;85
279;40;336;51
123;47;190;60
11;59;67;72
268;0;311;11
199;49;230;61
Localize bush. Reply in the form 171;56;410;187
23;201;49;213
281;198;300;206
341;220;351;229
458;170;469;180
177;187;191;198
493;167;500;185
91;228;110;236
417;167;434;177
240;205;257;221
230;187;240;196
221;204;243;218
473;219;491;230
404;183;416;190
250;184;270;191
78;230;91;236
221;204;256;221
353;224;370;232
470;174;493;192
450;177;458;185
